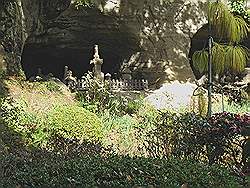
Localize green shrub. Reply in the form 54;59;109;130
101;112;142;155
76;72;145;116
0;98;102;148
44;80;61;92
0;153;240;188
47;105;102;142
143;111;250;167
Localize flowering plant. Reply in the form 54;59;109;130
209;112;250;136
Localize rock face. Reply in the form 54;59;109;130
0;0;71;76
1;0;208;85
119;0;207;85
0;0;25;75
22;4;139;79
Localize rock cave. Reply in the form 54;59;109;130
21;41;135;80
20;4;139;80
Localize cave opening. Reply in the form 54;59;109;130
21;43;124;81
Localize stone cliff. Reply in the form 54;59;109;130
1;0;209;85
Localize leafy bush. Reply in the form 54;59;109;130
44;80;62;92
143;111;250;168
47;105;102;142
101;112;142;155
76;72;144;115
0;98;102;148
0;152;240;188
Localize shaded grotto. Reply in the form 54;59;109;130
20;4;139;80
21;42;129;80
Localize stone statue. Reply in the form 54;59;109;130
64;70;77;89
90;45;104;81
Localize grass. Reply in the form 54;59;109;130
4;78;76;115
212;99;250;114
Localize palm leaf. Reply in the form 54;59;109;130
212;42;225;75
225;45;249;73
208;1;233;38
192;49;208;74
209;1;250;43
228;16;249;43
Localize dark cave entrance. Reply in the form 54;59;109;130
21;43;125;80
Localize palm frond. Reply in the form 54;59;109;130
228;16;249;43
208;1;233;38
212;42;225;75
192;49;208;74
225;45;249;73
209;1;250;43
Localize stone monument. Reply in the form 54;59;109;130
90;45;104;81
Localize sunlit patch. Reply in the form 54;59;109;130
145;81;196;110
104;0;120;13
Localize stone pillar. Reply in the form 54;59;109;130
90;45;104;81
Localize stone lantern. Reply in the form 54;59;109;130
90;45;104;81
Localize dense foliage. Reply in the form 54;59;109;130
0;79;249;187
0;152;240;188
0;97;102;148
192;0;250;77
76;72;144;115
230;0;250;22
143;112;250;169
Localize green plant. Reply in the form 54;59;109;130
0;152;240;188
143;111;250;169
192;0;250;78
44;80;61;92
209;1;249;43
225;45;249;73
47;105;102;142
0;97;102;148
76;72;144;116
230;0;250;22
76;72;115;113
101;112;142;155
192;49;208;74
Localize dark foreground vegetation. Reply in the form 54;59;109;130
0;77;249;187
